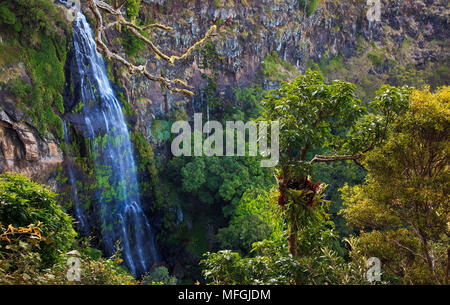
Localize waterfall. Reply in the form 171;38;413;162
67;12;159;277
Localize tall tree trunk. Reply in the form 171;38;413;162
417;230;440;284
288;210;298;257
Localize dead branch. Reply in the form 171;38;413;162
309;153;363;165
87;0;217;97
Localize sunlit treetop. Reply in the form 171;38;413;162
260;69;413;170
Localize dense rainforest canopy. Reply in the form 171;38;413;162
0;0;448;285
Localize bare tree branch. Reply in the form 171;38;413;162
87;0;217;97
309;153;363;165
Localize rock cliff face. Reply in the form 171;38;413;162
1;0;449;178
125;1;448;91
0;91;63;182
102;0;449;143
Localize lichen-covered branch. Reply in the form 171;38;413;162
87;0;216;96
309;154;363;165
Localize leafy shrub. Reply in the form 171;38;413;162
0;222;136;285
49;244;137;285
141;266;177;285
216;214;272;255
201;236;367;285
299;0;322;16
232;86;266;120
367;51;384;66
121;0;146;59
123;28;145;58
0;0;68;138
0;0;67;39
216;189;282;255
126;0;141;21
175;155;274;212
0;222;55;284
132;131;161;204
0;4;17;26
261;51;298;82
0;173;77;267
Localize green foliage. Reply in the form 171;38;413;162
184;219;210;259
213;0;221;9
65;254;136;285
0;232;136;284
180;157;206;193
319;55;343;74
0;0;66;37
0;38;22;68
216;189;282;255
126;0;142;21
132;131;162;204
201;76;223;115
158;86;276;274
230;86;266;121
261;72;410;165
341;87;450;284
0;4;18;31
199;44;223;117
0;0;68;138
341;84;413;154
72;102;84;115
0;222;55;284
314;35;447;103
0;173;77;267
196;73;421;285
122;28;145;59
367;51;385;66
118;90;134;117
201;185;367;285
258;70;413;260
199;43;222;71
141;266;177;285
261;51;298;82
231;189;279;229
388;62;450;90
174;155;274;212
216;215;272;255
202;227;367;285
29;34;66;137
261;69;364;162
299;0;322;16
312;160;366;238
121;1;150;59
45;240;137;285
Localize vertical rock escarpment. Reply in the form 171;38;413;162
102;0;448;139
0;101;63;182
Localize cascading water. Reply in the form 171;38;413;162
65;11;159;277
